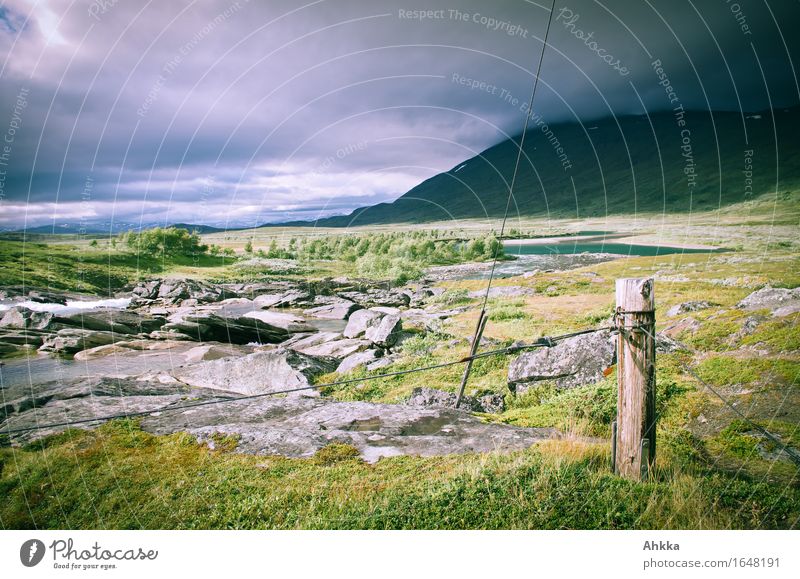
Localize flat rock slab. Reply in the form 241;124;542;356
138;397;559;462
1;377;560;461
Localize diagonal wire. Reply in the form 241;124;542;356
477;0;556;318
684;365;800;469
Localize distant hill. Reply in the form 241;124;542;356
276;106;800;227
168;223;230;234
10;222;231;236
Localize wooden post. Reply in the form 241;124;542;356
455;310;488;409
614;278;656;480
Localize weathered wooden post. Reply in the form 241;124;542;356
614;278;656;480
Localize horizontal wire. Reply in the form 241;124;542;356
0;325;615;436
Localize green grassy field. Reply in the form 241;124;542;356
0;193;798;529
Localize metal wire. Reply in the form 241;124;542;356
0;325;613;436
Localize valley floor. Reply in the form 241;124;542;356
1;204;799;529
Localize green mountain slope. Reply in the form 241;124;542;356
285;106;800;226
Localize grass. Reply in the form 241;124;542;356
1;421;797;529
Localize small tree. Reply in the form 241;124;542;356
244;240;253;253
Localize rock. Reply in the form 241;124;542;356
281;332;342;350
467;286;535;299
0;307;54;330
738;286;800;316
138;397;557;462
131;280;162;299
182;343;251;364
161;312;291;344
303;299;361;320
366;355;398;371
240;310;316;333
364;314;403;348
2;377;559;461
342;309;384;338
253;290;313;308
508;330;615;393
405;387;505;414
666;301;715;317
53;308;165;334
339;289;410;308
171;349;337;397
148;330;195;341
336;349;381;374
73;343;135;361
296;338;370;359
655;333;688;353
39;329;121;354
131;278;225;305
0;376;217;443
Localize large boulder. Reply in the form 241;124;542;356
364;314;403;348
342;309;383;338
738;287;800;317
171;349;337;397
161;311;294;344
0;307;54;330
508;330;616;393
53;308;165;334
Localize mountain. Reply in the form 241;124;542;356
277;106;800;227
168;223;230;234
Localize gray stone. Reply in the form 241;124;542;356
281;331;342;350
138;397;556;462
364;314;403;348
39;328;121;354
342;309;383;338
171;349;337;397
253;290;312;308
336;349;381;374
54;308;165;334
240;310;316;333
339;289;410;308
162;312;290;344
2;378;559;462
508;330;616;392
182;343;251;364
738;287;800;316
303;300;361;320
0;307;54;330
296;338;370;359
655;333;688;353
405;387;505;414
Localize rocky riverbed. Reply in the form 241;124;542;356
0;275;560;459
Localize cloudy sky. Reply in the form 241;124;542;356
0;0;798;229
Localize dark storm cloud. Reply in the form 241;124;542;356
0;0;797;228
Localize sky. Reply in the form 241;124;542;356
0;0;798;230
